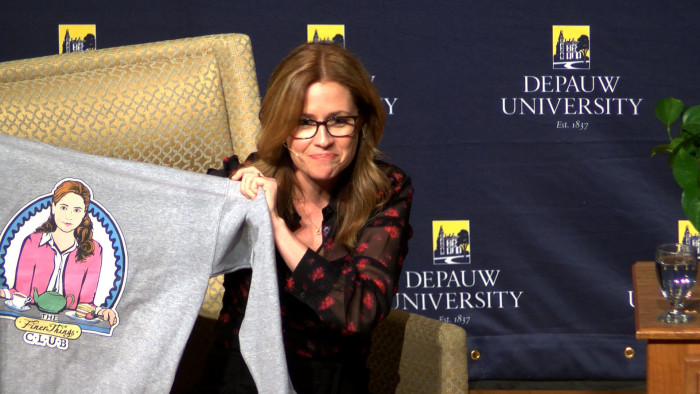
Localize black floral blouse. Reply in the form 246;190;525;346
208;154;413;363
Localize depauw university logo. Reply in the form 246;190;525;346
59;25;96;54
552;25;590;70
307;25;345;47
433;220;470;265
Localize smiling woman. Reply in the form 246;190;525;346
201;42;414;393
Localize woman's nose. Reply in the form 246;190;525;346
313;125;334;146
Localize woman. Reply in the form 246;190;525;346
0;179;116;325
206;42;413;393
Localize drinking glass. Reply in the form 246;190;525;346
655;243;698;323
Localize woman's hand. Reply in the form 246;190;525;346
231;167;305;271
231;166;279;218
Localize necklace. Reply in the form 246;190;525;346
295;207;323;236
299;212;323;236
307;216;322;236
294;196;325;237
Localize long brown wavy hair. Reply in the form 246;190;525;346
253;42;391;249
36;179;94;262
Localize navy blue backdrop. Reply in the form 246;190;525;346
2;0;700;382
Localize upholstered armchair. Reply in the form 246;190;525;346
0;34;468;393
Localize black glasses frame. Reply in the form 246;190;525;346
291;115;360;140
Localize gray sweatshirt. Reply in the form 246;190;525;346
0;134;293;393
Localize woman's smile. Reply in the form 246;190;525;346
309;153;337;160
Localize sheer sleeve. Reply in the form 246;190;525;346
206;153;257;177
286;164;413;333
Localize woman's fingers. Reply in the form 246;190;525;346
236;172;278;215
230;166;262;181
240;172;261;199
231;166;265;199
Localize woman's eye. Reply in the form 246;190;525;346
299;119;316;127
328;117;348;126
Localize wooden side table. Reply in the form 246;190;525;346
634;261;700;394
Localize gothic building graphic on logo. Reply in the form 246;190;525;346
62;30;95;53
433;221;470;265
681;222;700;255
552;25;590;70
59;25;96;54
307;25;345;47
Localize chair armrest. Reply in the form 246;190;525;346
368;309;468;394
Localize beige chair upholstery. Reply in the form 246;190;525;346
368;309;469;393
0;33;261;320
0;36;469;392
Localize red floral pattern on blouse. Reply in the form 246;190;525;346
211;155;413;363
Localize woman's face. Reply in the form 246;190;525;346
287;81;360;188
52;192;85;234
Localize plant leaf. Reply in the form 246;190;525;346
655;97;684;128
682;105;700;134
651;143;672;156
682;188;700;235
670;136;684;150
671;148;700;190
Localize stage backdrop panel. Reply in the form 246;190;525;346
1;0;700;382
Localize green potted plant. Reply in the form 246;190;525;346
652;98;700;231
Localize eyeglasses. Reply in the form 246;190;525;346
291;116;360;140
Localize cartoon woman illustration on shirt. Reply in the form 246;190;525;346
0;179;117;326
